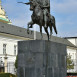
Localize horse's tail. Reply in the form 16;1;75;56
52;16;57;34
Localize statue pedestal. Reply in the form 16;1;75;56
17;40;67;77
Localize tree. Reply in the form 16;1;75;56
67;54;74;70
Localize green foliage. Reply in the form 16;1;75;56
0;73;16;77
15;56;18;69
67;54;74;70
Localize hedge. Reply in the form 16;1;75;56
0;73;16;77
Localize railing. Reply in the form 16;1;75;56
0;62;16;75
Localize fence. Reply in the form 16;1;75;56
7;62;16;74
0;62;16;75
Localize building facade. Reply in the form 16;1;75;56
0;21;76;74
65;37;77;73
0;0;77;74
0;22;34;74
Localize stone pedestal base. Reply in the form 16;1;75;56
17;40;67;77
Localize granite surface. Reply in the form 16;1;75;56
17;40;67;77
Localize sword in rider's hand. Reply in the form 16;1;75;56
17;2;30;5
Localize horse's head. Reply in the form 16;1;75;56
25;0;37;11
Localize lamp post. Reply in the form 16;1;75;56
4;54;8;73
0;57;4;72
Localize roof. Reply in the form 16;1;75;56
0;17;10;23
64;37;77;39
0;22;76;48
0;17;9;22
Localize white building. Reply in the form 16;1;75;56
0;21;76;74
0;22;33;74
0;0;77;74
0;18;37;73
65;37;77;73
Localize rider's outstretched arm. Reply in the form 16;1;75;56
18;2;30;5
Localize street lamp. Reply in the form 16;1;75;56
0;57;4;72
4;54;8;73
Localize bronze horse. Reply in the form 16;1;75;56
25;0;57;40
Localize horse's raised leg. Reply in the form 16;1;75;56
27;24;29;34
40;26;43;40
27;21;34;34
44;27;49;41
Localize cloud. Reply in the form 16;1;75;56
58;31;77;37
51;0;77;14
11;14;30;28
2;0;32;28
49;0;77;37
2;0;77;37
2;0;30;16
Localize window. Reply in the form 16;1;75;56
14;45;17;55
3;44;6;54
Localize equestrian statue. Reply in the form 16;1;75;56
18;0;57;40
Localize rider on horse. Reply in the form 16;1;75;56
41;0;50;28
26;0;51;28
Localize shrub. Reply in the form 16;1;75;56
0;73;16;77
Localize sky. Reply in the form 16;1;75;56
1;0;77;37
